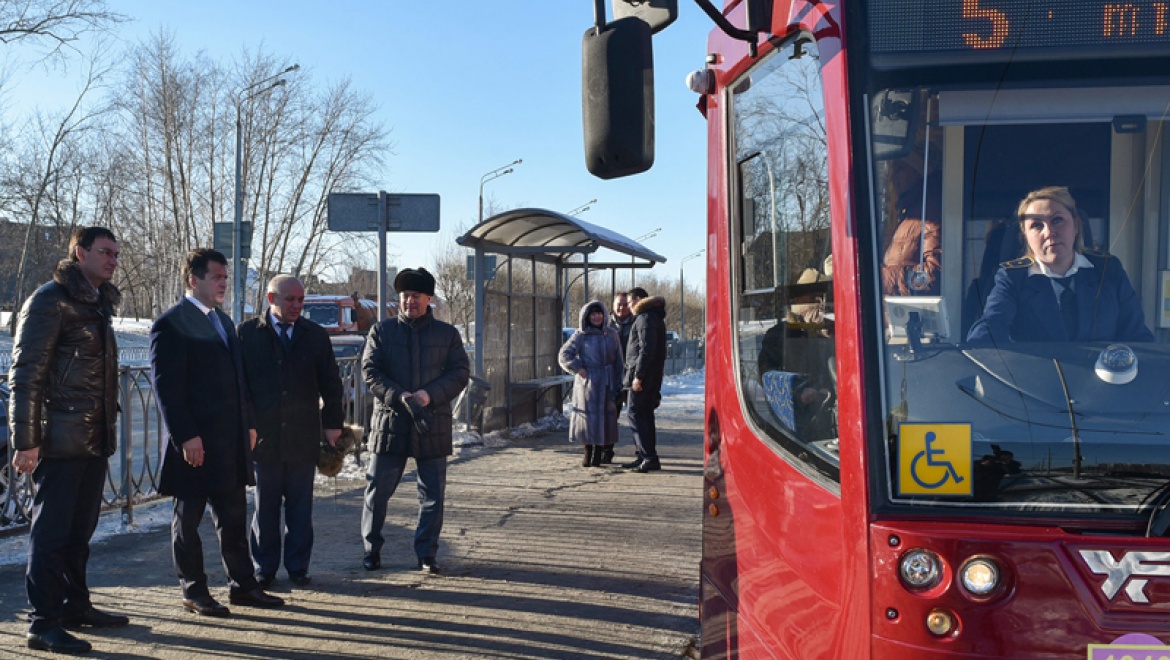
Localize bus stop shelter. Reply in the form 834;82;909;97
456;208;666;431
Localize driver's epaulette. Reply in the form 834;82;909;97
1000;257;1033;269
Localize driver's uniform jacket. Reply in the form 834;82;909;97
966;253;1152;344
8;260;120;459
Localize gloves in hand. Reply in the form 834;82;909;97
405;397;434;435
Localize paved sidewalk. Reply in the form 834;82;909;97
0;414;703;659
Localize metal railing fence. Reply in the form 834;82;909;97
1;356;371;535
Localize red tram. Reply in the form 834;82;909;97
586;0;1170;657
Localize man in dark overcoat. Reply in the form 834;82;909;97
622;287;667;473
239;274;344;588
9;227;128;654
151;248;283;618
360;268;469;574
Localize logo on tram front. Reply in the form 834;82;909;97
897;423;972;497
1080;550;1170;605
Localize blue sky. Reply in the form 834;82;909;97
5;0;713;293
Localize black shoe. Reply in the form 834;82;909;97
582;446;593;468
256;573;274;589
62;607;129;629
362;553;381;571
289;571;311;586
600;445;615;464
418;557;441;574
182;596;231;618
27;627;92;654
229;589;285;609
633;459;661;473
621;458;644;469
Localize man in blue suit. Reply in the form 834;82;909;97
150;249;284;618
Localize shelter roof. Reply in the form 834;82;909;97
456;208;667;264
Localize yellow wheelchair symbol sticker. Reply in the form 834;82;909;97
898;423;972;496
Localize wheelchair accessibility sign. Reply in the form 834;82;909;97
898;423;972;496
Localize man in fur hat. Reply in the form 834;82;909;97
8;227;129;654
361;267;469;574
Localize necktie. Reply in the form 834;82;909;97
1058;277;1078;340
207;309;229;346
278;322;292;351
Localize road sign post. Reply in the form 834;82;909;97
327;191;440;321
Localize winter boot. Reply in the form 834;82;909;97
582;445;594;467
590;446;603;467
600;444;615;464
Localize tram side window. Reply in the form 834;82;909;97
731;37;838;479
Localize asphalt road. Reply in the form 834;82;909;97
0;413;704;659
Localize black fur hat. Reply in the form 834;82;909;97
393;267;435;296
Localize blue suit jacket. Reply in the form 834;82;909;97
966;253;1153;344
151;299;255;498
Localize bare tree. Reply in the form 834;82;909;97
433;237;473;336
2;51;110;328
0;0;123;60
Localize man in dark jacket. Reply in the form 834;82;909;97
9;227;128;653
603;292;635;464
239;275;344;588
622;287;667;473
361;268;469;574
151;249;283;619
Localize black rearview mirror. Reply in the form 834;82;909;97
582;17;655;179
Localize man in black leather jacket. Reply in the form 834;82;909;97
8;227;129;654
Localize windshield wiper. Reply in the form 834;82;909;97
1052;359;1084;478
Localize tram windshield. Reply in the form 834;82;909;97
871;78;1170;519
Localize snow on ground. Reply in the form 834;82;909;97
0;369;706;568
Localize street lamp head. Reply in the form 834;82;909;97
284;63;301;74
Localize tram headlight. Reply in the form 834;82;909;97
899;549;942;590
959;557;1000;597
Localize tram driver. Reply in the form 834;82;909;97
965;186;1152;345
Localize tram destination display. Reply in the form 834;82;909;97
869;0;1170;67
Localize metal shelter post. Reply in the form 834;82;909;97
474;248;486;378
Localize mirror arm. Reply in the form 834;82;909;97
594;0;607;29
692;0;760;57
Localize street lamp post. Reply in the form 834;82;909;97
566;198;596;217
631;228;661;289
680;250;704;340
232;63;300;323
479;159;522;225
473;159;522;381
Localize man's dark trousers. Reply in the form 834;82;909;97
26;457;106;633
627;391;660;463
251;461;316;576
362;453;447;561
172;489;259;599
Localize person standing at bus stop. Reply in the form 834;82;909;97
561;301;624;467
238;275;345;589
361;268;469;574
622;287;667;473
9;227;129;654
605;292;635;464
